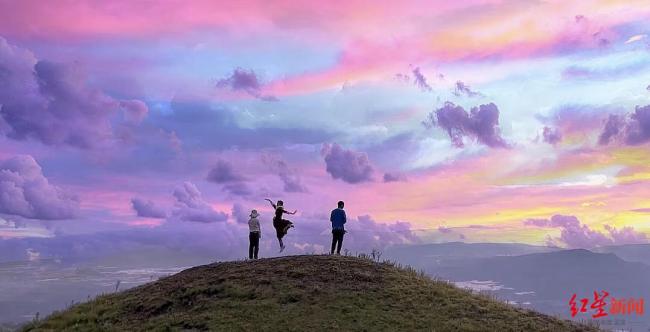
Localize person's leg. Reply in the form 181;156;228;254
253;233;260;259
248;233;254;259
331;231;337;255
275;226;284;250
336;231;344;254
278;236;285;252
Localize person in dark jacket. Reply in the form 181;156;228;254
330;201;347;255
265;198;296;252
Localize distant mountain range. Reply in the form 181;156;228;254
387;242;650;330
594;243;650;265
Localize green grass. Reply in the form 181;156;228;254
23;255;599;332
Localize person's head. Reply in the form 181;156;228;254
337;201;344;209
250;209;259;218
277;200;284;206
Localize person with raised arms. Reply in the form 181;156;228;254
265;198;297;252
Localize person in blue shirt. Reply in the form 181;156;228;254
330;201;346;255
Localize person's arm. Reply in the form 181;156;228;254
330;210;335;222
284;208;297;215
342;210;346;224
265;198;276;209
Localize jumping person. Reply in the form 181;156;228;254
265;198;297;252
248;209;261;259
330;201;347;255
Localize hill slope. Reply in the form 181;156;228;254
24;255;598;332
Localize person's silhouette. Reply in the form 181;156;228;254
265;198;296;252
330;201;346;255
248;209;261;259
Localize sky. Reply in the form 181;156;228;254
1;0;650;254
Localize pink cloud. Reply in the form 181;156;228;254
3;1;644;98
0;1;503;40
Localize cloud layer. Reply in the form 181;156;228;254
599;105;650;145
0;155;78;220
0;37;148;149
524;215;647;248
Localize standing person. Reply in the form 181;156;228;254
265;199;297;252
330;201;347;255
248;210;261;259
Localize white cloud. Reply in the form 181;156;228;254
624;34;647;44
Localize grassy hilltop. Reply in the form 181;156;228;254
24;255;598;332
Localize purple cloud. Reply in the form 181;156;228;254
598;114;624;145
120;100;149;124
321;143;374;184
625;105;650;145
411;67;432;92
0;38;148;149
426;102;508;148
0;155;78;220
348;215;419;248
206;160;246;183
561;62;650;81
394;72;410;83
223;182;253;197
453;81;482;98
216;67;277;101
383;172;406;182
231;203;249;224
437;226;453;234
206;160;252;197
598;105;650;145
523;215;647;248
170;182;228;223
262;155;308;193
604;225;648;244
523;218;551;227
542;126;562;145
131;198;166;219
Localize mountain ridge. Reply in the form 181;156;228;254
23;255;598;332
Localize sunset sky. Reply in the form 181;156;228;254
1;0;650;251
